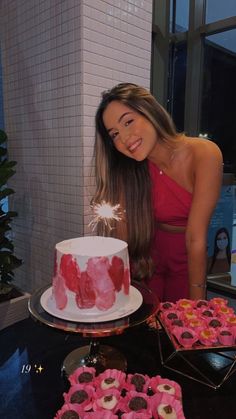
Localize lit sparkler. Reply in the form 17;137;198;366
89;201;124;232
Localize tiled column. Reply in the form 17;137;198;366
0;0;152;292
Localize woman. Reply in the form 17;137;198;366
208;227;231;274
93;83;223;302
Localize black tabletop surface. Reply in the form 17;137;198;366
1;317;236;419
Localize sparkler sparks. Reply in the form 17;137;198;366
89;201;123;232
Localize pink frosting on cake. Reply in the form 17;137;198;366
52;236;130;313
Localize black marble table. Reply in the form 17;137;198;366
1;317;236;419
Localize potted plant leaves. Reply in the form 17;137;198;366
0;129;29;330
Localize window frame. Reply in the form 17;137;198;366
152;0;236;136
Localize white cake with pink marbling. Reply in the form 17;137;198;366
52;236;130;313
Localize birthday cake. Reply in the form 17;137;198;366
51;236;130;314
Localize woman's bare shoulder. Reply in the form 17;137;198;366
185;136;223;162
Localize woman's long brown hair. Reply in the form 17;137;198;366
92;83;177;278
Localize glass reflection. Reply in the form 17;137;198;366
169;0;189;32
201;29;236;175
206;0;236;24
169;42;187;132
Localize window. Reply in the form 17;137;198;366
152;0;236;175
201;29;236;173
205;0;236;24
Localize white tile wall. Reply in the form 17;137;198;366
0;0;152;293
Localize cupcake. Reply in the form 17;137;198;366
117;390;152;416
150;393;185;419
171;327;199;348
198;327;218;346
176;299;193;310
63;384;95;411
92;388;120;413
125;373;150;393
206;317;225;329
194;300;209;309
170;319;184;328
54;403;83;419
94;368;126;391
217;327;234;346
162;310;181;328
210;297;228;309
199;308;215;318
230;325;236;339
180;309;198;322
149;376;182;400
214;305;234;317
186;318;206;330
225;315;236;326
160;302;176;311
68;367;96;386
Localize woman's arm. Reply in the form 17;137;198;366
185;140;223;300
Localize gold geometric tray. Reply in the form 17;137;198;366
157;317;236;389
157;314;236;352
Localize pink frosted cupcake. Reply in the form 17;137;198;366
162;310;181;328
225;315;236;327
117;390;152;416
180;309;199;322
199;307;215;319
186;318;206;331
170;319;185;328
92;388;120;413
149;376;182;400
54;403;83;419
94;368;126;391
150;393;185;419
231;325;236;339
198;327;218;346
206;317;225;329
209;297;228;309
171;327;199;348
214;305;234;317
217;327;235;346
68;366;96;386
63;383;95;411
160;302;176;311
194;299;209;309
125;373;150;393
176;299;194;311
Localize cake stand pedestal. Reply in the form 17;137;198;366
28;282;159;376
62;339;127;376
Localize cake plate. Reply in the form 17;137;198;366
28;281;159;376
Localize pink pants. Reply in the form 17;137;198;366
147;229;189;303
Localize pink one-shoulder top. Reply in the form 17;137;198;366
148;160;193;227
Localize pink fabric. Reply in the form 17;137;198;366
148;161;192;226
147;161;193;302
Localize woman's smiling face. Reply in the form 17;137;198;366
102;100;158;161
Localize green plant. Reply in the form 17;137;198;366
0;129;22;290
